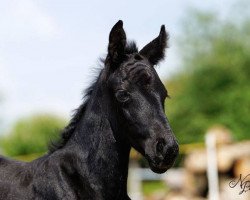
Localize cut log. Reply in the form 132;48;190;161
217;141;250;173
183;170;207;197
206;126;233;146
185;141;250;173
234;157;250;177
185;149;207;173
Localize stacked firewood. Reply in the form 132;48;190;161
163;126;250;200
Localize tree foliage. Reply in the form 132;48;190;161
0;114;66;156
166;10;250;144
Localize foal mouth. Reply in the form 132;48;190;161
145;155;176;174
148;160;173;174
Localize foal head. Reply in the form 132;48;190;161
104;21;178;174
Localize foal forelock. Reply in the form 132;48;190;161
126;64;152;82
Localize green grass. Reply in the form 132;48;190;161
142;181;168;196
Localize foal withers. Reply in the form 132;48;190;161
0;20;178;200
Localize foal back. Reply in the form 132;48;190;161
0;153;93;200
0;156;27;180
0;156;29;199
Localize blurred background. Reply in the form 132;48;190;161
0;0;250;199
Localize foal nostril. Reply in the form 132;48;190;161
165;143;179;160
156;139;166;154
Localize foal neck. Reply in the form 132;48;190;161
66;79;131;196
74;79;129;151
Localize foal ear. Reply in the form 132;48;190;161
139;25;168;66
107;20;126;66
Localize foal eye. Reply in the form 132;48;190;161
115;90;130;103
143;75;152;85
140;72;152;86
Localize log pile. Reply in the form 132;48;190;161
163;126;250;200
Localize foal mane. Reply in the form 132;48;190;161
48;41;138;153
48;83;95;153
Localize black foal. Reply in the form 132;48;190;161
0;20;178;200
